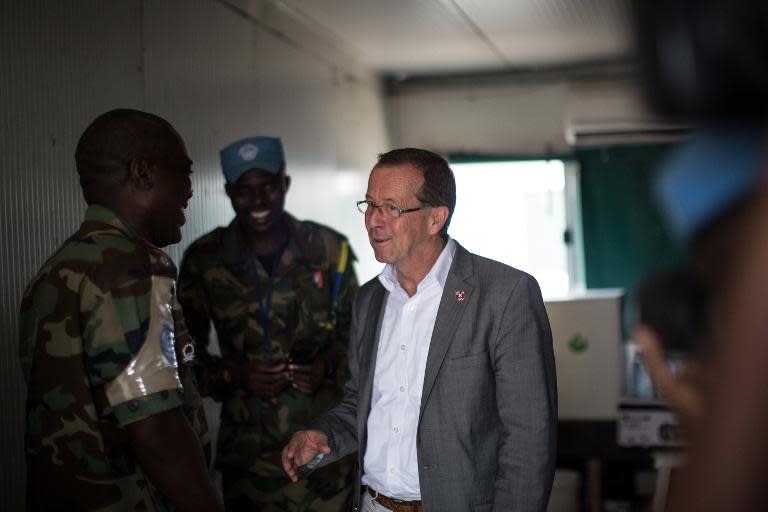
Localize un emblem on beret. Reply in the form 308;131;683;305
238;143;259;161
160;325;178;366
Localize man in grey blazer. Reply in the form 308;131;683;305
282;148;557;512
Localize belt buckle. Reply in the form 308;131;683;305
392;499;420;512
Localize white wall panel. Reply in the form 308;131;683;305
0;2;145;509
142;0;264;264
564;79;654;127
1;1;389;508
330;74;390;281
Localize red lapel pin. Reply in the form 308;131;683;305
455;290;466;301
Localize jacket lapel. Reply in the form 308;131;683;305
419;244;474;421
359;283;388;437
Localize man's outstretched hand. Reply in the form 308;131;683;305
281;429;331;482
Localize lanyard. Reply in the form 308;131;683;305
246;243;286;359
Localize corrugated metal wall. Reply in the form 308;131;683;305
0;1;388;509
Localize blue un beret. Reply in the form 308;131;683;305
220;136;285;183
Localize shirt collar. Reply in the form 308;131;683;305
378;238;456;294
83;204;139;239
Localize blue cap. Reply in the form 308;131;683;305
656;129;765;241
220;137;285;183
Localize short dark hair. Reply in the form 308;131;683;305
75;109;180;203
375;148;456;239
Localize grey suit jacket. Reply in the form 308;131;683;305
312;243;557;512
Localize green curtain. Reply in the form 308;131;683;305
578;144;688;298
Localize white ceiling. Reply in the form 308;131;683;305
276;0;634;75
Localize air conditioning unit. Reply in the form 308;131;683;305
565;120;691;147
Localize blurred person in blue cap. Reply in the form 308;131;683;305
634;1;768;509
177;136;358;511
651;128;768;512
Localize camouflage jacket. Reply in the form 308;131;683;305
18;205;209;511
177;213;357;477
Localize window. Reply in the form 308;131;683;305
449;159;583;298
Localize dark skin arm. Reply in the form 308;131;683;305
127;408;223;512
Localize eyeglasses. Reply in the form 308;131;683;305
356;200;431;219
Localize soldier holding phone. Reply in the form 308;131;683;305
178;137;358;512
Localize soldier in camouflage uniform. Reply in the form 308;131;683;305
177;137;357;511
18;109;222;511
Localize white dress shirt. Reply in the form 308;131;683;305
361;238;456;500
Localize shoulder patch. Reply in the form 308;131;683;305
104;276;182;407
160;324;177;366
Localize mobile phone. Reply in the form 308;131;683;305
296;452;324;478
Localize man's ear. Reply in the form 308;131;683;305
428;206;449;236
225;182;234;199
284;175;291;193
128;159;154;191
